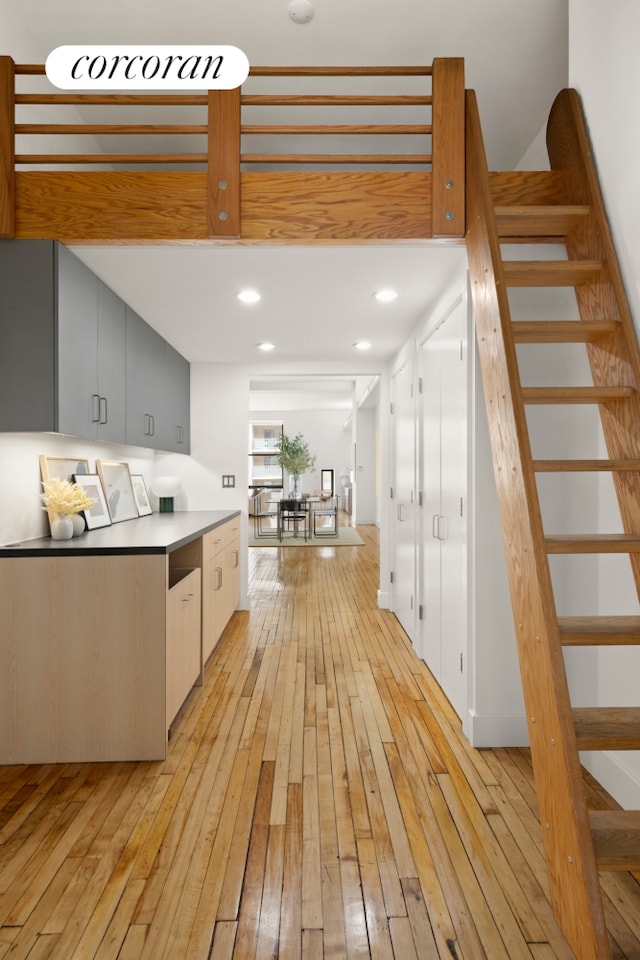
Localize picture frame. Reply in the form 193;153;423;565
131;474;153;517
73;473;112;530
40;454;92;527
96;460;139;523
39;454;91;484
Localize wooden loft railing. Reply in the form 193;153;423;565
0;57;464;244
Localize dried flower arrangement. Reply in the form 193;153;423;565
41;477;96;517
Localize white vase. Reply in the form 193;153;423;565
50;515;74;540
71;513;86;537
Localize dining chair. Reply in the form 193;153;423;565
279;499;310;540
312;495;338;537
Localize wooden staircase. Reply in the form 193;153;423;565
465;87;640;960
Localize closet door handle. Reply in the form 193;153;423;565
91;393;101;423
432;514;440;539
397;503;406;521
99;396;108;425
437;515;448;541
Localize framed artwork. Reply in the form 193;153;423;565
96;460;138;523
40;454;91;483
40;454;92;527
73;473;111;530
131;474;153;516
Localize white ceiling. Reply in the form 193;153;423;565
8;0;568;408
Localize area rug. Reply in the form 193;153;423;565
249;526;364;547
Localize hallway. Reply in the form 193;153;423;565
1;527;640;958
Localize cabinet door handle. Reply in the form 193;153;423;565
182;593;194;603
100;396;108;425
177;425;183;444
215;567;223;590
437;515;448;541
91;393;101;423
150;414;155;436
432;514;439;539
144;413;150;436
232;549;239;569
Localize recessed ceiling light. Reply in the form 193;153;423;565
373;288;398;302
238;289;261;304
258;342;275;351
354;341;372;351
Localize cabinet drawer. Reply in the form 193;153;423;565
203;519;239;562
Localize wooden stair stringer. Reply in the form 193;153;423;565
546;88;640;597
465;88;611;960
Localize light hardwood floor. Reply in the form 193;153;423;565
1;523;640;959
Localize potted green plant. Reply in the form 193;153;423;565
277;432;316;498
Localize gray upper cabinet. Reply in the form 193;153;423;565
0;240;189;452
0;240;57;432
126;309;191;454
125;306;166;448
162;343;191;453
57;245;127;442
96;281;127;443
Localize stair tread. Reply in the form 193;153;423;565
559;616;640;645
522;386;635;403
573;707;640;749
546;534;640;554
503;259;605;286
534;459;640;472
590;810;640;871
513;320;617;343
496;204;590;239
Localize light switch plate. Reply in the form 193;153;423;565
222;475;235;488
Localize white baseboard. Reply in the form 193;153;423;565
466;710;529;748
377;589;392;610
580;751;640;809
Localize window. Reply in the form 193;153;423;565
249;421;283;489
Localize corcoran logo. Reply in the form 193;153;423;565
45;45;250;90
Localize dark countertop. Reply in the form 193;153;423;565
0;510;241;557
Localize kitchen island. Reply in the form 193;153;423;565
0;510;241;763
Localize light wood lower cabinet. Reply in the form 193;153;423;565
0;553;168;763
201;518;241;663
0;515;241;764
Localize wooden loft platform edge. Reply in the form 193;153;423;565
1;55;467;244
13;170;439;244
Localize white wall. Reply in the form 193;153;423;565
568;0;640;807
158;363;251;608
354;405;377;524
0;434;155;546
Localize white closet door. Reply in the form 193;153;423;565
392;361;416;643
420;334;442;670
418;297;469;721
438;306;468;720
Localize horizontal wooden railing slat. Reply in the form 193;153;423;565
16;93;433;107
16;153;210;165
16;123;209;135
16;152;433;166
15;63;433;78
